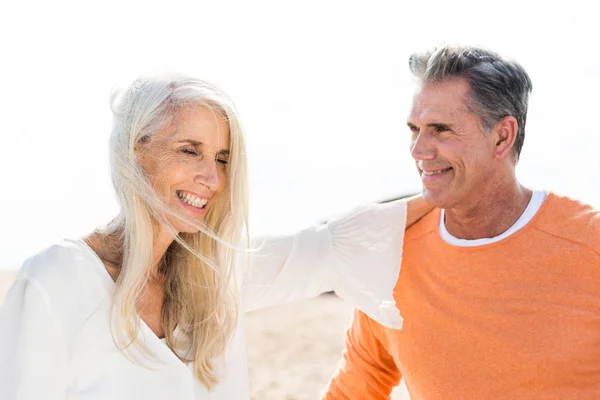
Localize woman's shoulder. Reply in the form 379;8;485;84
11;238;109;312
17;239;97;284
4;239;111;337
1;240;112;360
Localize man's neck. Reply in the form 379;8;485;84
444;184;532;240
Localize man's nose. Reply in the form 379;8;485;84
410;131;436;161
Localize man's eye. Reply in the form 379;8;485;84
181;148;197;156
435;125;449;133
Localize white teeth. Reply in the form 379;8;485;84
423;168;449;176
178;191;207;208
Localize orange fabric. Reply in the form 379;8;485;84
324;193;600;399
325;310;401;400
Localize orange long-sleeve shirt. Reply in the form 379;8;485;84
324;193;600;399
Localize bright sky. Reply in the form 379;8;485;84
0;0;599;269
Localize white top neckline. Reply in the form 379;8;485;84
69;238;183;358
439;189;548;247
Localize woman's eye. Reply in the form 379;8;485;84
216;158;229;165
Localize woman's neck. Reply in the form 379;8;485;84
84;225;175;281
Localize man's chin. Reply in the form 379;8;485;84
422;190;452;209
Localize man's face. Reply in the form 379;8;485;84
407;77;498;210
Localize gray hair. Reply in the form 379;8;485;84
100;74;249;388
409;45;533;160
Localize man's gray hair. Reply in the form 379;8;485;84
409;45;533;160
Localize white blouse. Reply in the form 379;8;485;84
0;199;407;400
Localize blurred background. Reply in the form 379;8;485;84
0;0;598;398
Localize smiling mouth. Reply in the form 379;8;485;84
176;190;207;209
422;167;452;176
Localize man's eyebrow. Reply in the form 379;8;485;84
428;122;452;130
406;122;453;130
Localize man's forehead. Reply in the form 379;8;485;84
408;80;470;122
408;98;464;123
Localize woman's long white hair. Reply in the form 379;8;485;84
99;74;248;388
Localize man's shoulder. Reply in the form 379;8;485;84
405;208;440;242
533;192;600;255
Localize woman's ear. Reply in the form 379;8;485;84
134;135;151;166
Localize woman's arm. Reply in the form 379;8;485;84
242;197;424;327
241;224;335;312
405;194;435;228
0;276;67;399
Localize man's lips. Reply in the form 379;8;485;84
421;167;452;176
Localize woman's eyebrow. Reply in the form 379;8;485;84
177;139;203;146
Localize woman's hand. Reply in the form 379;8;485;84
405;194;434;228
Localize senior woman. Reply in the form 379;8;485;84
0;75;432;399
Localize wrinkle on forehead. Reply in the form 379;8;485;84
409;79;475;124
155;105;230;149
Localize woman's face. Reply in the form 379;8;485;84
137;104;230;233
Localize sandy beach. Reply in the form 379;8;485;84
0;271;408;399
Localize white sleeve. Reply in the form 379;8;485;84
242;199;407;329
326;200;407;329
0;276;68;400
241;223;336;312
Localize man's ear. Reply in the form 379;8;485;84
493;116;518;160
